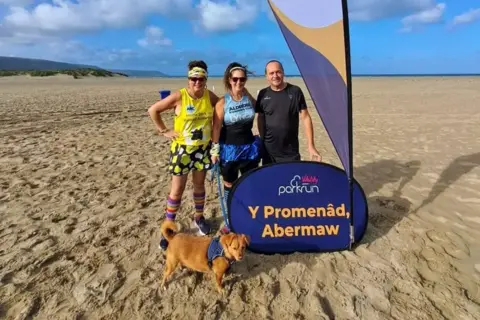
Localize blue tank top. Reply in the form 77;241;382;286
219;93;255;145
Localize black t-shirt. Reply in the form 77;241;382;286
255;83;307;159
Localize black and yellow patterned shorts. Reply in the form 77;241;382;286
168;141;212;175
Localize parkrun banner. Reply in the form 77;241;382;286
228;162;368;254
242;0;367;253
266;0;353;178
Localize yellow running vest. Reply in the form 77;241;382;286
173;88;213;146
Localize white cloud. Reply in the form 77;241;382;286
1;0;194;36
195;0;258;32
0;0;456;73
137;26;172;48
0;0;260;38
0;0;449;45
400;3;445;32
451;8;480;27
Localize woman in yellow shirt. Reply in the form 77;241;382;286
148;60;219;250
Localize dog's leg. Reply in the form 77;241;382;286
213;270;224;294
161;257;179;290
212;260;229;294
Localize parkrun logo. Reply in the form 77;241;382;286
278;175;320;196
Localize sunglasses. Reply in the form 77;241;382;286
189;77;205;83
231;77;246;83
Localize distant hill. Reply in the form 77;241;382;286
0;56;171;78
0;56;128;78
108;69;168;77
0;56;101;71
0;68;128;79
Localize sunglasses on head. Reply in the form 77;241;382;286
189;77;205;82
231;77;246;83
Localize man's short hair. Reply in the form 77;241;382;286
265;59;284;74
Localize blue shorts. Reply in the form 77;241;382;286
220;136;262;164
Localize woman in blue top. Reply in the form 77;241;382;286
211;62;261;234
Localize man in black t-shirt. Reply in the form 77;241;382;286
255;60;322;164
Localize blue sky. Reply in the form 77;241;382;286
0;0;479;75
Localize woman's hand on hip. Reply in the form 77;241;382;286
159;128;178;140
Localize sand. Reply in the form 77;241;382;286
1;75;480;320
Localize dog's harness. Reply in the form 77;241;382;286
207;237;234;269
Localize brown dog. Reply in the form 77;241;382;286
160;220;250;294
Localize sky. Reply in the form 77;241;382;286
0;0;479;75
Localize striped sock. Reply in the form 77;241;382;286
165;196;181;220
193;191;206;220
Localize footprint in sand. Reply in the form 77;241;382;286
352;294;384;320
390;280;445;320
425;283;476;320
113;269;142;301
5;295;41;320
72;263;125;305
426;230;470;260
360;284;391;315
268;278;302;318
419;246;451;275
416;245;457;287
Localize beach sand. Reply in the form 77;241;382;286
1;75;479;320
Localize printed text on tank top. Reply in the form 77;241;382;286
173;88;213;146
220;93;255;145
223;94;254;125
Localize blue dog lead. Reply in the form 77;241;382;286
212;163;230;230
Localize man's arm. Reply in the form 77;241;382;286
298;89;322;161
254;90;264;138
300;108;315;149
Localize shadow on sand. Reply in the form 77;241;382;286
171;153;480;312
233;151;480;272
354;159;421;244
412;152;480;214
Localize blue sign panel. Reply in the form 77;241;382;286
228;161;368;254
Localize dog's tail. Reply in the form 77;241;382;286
160;220;178;242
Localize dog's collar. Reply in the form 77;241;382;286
207;236;235;268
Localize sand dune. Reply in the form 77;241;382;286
1;75;479;319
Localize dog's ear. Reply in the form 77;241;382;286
221;233;236;247
242;234;250;246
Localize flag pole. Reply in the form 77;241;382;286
341;0;355;249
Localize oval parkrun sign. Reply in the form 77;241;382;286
228;161;369;254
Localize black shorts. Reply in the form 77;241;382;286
262;151;301;165
221;160;259;183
